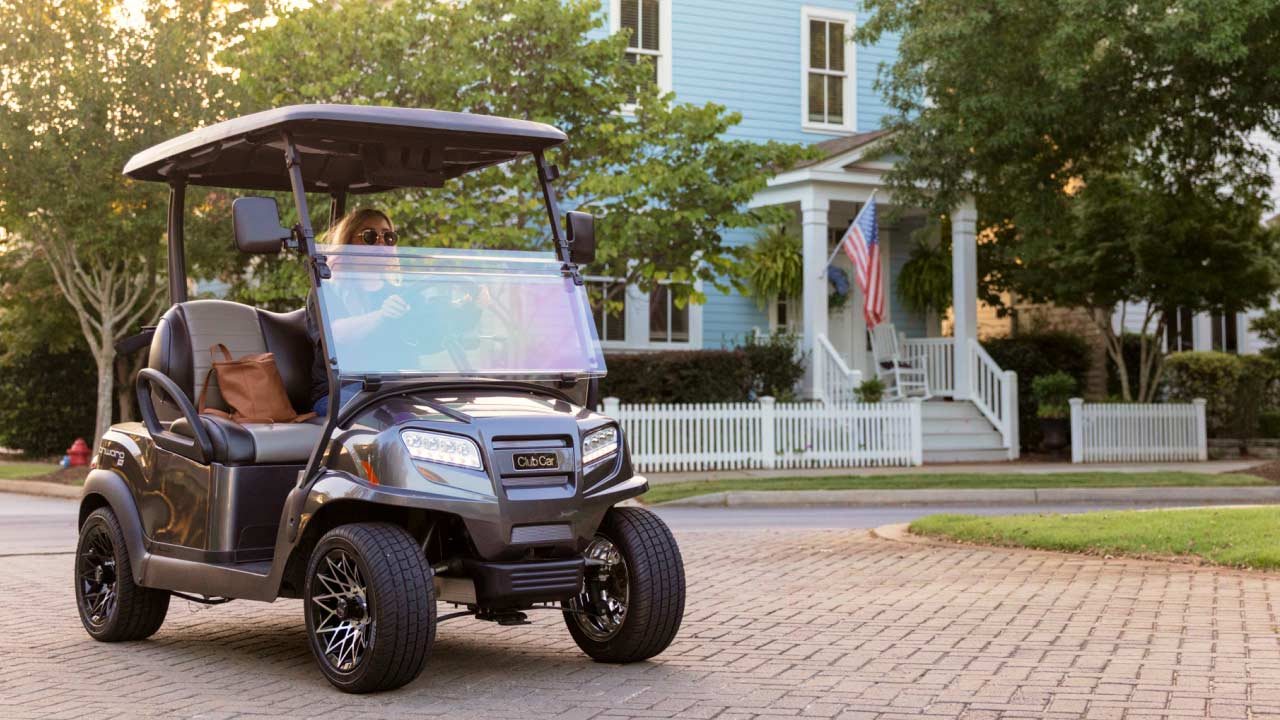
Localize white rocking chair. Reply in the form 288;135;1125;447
869;323;932;401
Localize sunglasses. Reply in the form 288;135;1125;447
356;228;398;246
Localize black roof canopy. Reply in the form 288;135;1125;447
123;104;568;193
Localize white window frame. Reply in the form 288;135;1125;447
610;0;673;106
584;276;631;349
800;6;857;135
584;275;702;351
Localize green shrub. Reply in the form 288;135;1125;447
983;331;1091;448
601;350;751;403
0;344;97;456
1258;410;1280;439
602;333;807;403
1162;351;1280;437
1032;372;1076;419
739;332;806;400
855;377;885;403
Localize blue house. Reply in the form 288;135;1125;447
590;1;1017;461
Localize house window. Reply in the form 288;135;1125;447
1211;312;1239;353
649;284;689;343
801;8;856;132
587;279;628;343
614;0;670;98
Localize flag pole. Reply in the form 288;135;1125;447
818;190;877;278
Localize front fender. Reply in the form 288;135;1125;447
80;469;148;584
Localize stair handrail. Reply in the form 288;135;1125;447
815;333;862;404
967;338;1020;459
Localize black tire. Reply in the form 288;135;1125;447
564;507;685;663
304;522;435;693
75;507;169;641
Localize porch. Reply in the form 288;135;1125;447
751;132;1019;461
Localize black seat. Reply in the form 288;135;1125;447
148;299;320;465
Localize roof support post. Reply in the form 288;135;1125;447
166;180;188;306
328;191;347;232
534;151;582;284
800;191;830;400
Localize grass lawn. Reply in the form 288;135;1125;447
909;507;1280;571
0;462;61;480
642;471;1272;505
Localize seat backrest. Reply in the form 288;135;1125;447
869;323;900;364
148;299;313;421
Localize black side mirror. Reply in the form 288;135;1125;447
232;197;290;254
565;211;596;266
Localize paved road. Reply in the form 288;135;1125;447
3;492;1279;718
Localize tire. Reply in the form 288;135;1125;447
304;522;435;693
564;507;685;663
75;507;169;641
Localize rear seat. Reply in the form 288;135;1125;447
148;299;321;465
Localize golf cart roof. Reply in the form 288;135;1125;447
122;104;568;194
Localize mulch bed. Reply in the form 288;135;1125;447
23;466;91;486
1230;460;1280;483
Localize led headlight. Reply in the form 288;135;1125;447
401;430;483;470
582;426;619;465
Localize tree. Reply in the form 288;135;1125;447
224;0;811;306
859;0;1280;400
0;0;263;442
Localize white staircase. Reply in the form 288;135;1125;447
922;400;1012;463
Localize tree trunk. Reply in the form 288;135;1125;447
93;350;114;447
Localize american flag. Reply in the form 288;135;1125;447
838;196;883;327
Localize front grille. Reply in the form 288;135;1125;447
510;523;573;545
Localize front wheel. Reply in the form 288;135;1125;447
304;523;435;693
564;507;685;662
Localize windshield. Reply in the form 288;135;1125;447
316;244;605;380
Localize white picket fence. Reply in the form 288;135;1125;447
1069;398;1207;463
602;396;923;473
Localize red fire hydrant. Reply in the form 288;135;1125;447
67;438;91;467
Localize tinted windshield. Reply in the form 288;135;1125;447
316;245;605;380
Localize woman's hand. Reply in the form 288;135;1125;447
379;294;410;320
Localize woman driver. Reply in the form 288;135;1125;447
305;208;406;415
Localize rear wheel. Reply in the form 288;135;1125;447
304;523;435;693
564;507;685;662
75;507;169;641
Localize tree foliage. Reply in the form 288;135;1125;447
223;0;812;306
859;0;1280;401
0;0;265;440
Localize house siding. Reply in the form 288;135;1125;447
596;0;904;351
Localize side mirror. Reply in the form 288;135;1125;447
565;211;596;266
232;197;290;254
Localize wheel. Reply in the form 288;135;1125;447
564;507;685;663
304;523;435;693
75;507;169;641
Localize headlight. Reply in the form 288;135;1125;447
582;426;619;465
401;430;483;470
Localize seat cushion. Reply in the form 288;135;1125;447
171;415;323;465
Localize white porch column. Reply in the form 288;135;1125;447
951;199;978;400
801;192;830;399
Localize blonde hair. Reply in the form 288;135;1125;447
326;207;394;245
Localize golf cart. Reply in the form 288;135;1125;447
74;105;685;693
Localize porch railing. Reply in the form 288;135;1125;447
968;338;1020;460
900;337;956;397
815;333;863;404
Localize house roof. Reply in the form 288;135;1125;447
123;104;567;193
792;129;892;170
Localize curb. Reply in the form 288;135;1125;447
656;486;1280;508
0;478;81;500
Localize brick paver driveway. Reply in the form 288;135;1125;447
5;527;1280;719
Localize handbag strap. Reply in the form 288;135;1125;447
196;344;234;413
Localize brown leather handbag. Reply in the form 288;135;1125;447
197;344;316;424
